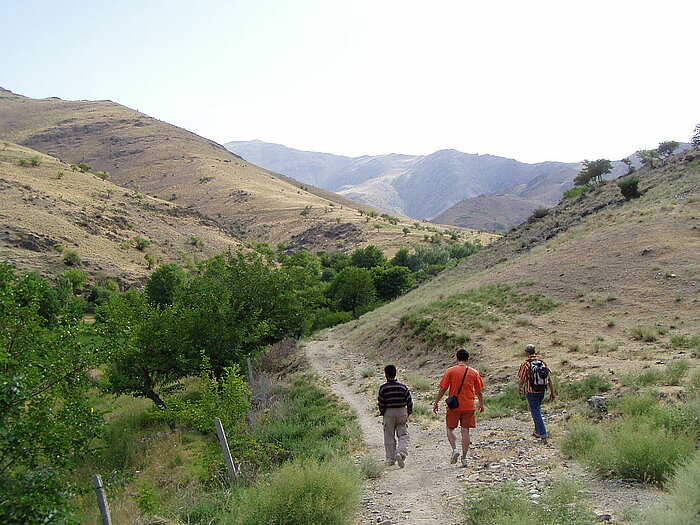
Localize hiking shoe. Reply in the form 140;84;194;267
395;453;405;468
385;458;395;466
450;449;460;464
461;456;469;468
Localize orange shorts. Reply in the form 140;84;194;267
446;409;476;429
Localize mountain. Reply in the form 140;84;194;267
338;147;700;388
0;88;483;274
225;140;583;219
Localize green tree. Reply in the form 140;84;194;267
372;266;414;301
62;248;81;266
132;236;152;251
692;124;700;147
328;266;376;318
621;157;636;175
145;263;187;307
638;149;660;168
350;245;387;269
0;264;102;523
657;141;680;158
574;159;613;186
618;175;642;200
390;247;411;268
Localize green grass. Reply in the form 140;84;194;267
483;383;528;418
463;479;591;525
405;372;433;391
230;459;361;525
560;375;611;401
622;360;690;388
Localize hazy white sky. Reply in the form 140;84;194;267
2;0;698;163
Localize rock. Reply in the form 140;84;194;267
595;511;613;521
587;395;608;413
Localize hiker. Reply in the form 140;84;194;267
518;344;556;443
432;349;484;467
378;364;413;467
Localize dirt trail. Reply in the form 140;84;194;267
305;330;664;525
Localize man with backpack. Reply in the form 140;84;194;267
432;349;484;467
518;344;556;443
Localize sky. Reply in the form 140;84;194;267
2;0;698;163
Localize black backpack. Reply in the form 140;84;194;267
528;359;549;393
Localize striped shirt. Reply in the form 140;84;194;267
518;357;549;394
378;380;413;415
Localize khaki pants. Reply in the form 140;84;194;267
382;407;410;460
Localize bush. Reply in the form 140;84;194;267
619;175;642;200
232;459;360;525
560;419;601;459
589;418;694;483
62;248;81;266
131;236;152;251
562;186;588;200
527;207;550;223
561;375;611;400
634;454;700;525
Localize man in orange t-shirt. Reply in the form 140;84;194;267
432;349;484;467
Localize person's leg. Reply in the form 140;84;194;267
395;409;410;459
446;410;461;463
383;410;397;462
461;427;471;455
459;411;476;466
526;392;547;438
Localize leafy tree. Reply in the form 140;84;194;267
145;263;187;307
638;149;660;168
132;236;152;251
692;124;700;147
351;245;387;269
574;159;613;186
328;266;376;318
372;266;414;301
621;157;636;175
0;264;102;523
390;247;411;268
657;141;680;158
59;268;87;294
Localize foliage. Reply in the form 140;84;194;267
62;248;81;266
692;124;700;148
327;266;376;317
574;158;612;186
657;140;680;158
527;207;550;223
231;459;360;525
463;480;591;525
372;265;415;301
638;149;660;168
350;244;387;269
145;263;187;306
131;236;151;251
633;454;700;525
562;186;588;200
0;264;102;523
619;175;642;200
560;374;611;400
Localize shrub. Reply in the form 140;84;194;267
131;236;151;251
359;456;383;479
190;235;204;248
589;419;694;483
561;375;611;400
630;325;657;342
484;383;528;418
618;175;642;200
29;156;41;166
76;163;92;173
232;459;360;525
560;419;601;459
62;248;81;266
527;207;550;223
562;186;588;200
634;454;700;525
404;373;433;392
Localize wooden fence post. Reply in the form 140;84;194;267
92;474;112;525
215;417;240;482
246;357;255;391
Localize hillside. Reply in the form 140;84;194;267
339;149;700;388
225;139;582;224
0;142;243;284
0;89;483;260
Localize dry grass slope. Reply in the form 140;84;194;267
0;88;493;258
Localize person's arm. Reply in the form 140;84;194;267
406;387;413;416
548;374;556;401
432;386;447;413
518;376;527;396
378;386;385;415
476;389;484;413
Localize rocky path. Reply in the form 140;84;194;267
305;330;663;525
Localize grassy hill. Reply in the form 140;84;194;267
0;142;242;284
0;88;489;262
339;149;700;386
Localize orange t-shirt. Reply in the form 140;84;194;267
439;364;484;410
